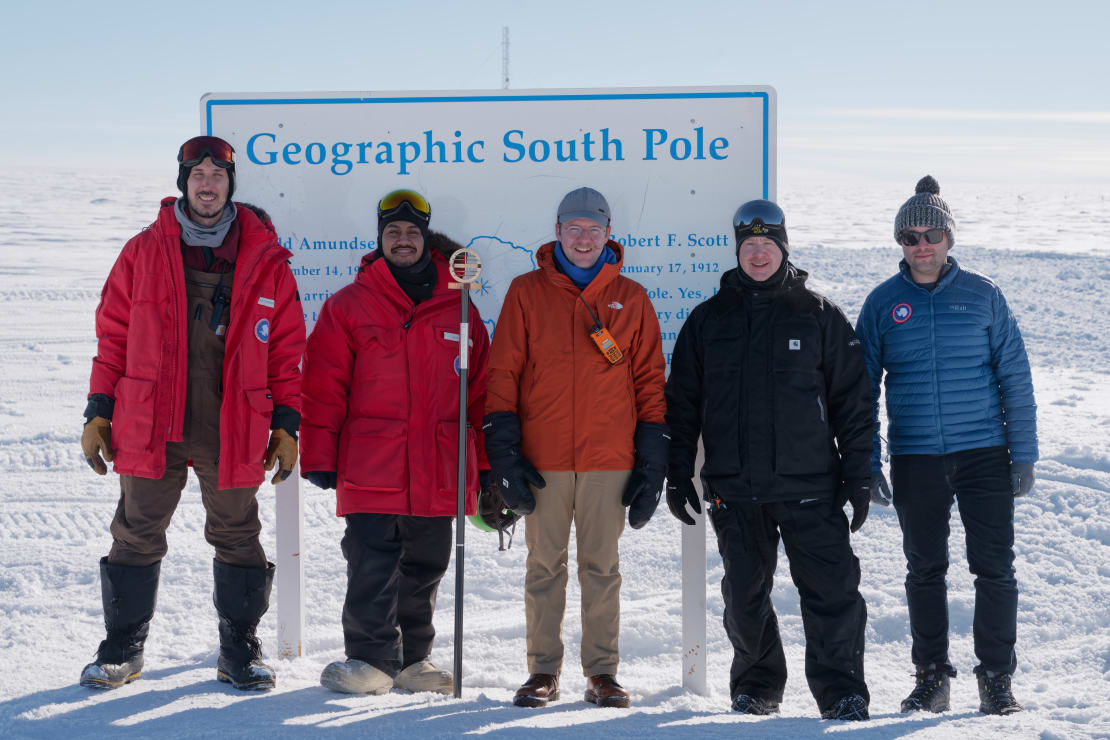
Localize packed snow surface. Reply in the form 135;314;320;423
1;170;1108;739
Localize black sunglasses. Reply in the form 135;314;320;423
897;228;946;247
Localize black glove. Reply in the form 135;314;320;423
666;477;701;526
836;479;870;533
483;412;545;516
305;470;337;490
621;422;670;529
870;471;892;506
1010;463;1035;497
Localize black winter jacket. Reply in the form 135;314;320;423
665;265;872;504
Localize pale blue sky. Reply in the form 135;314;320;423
4;0;1108;183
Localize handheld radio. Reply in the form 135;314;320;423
577;293;624;365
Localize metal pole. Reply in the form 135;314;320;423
453;285;470;699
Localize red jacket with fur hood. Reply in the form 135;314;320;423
89;197;306;489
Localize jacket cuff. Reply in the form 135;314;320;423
271;405;301;440
83;393;115;424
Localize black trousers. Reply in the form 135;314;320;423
892;445;1017;676
709;497;869;712
341;513;453;677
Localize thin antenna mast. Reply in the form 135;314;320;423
501;27;510;89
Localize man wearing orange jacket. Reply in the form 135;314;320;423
79;136;305;692
300;190;490;696
484;187;668;709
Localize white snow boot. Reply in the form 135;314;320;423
320;658;394;694
394;659;453;695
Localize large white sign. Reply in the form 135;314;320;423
202;86;776;363
202;86;775;691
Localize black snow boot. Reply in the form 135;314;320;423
978;671;1022;715
213;560;276;690
80;558;161;689
901;663;956;713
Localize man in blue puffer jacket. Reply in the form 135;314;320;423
856;175;1037;718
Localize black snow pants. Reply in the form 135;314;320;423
891;445;1017;676
709;497;869;713
341;513;452;677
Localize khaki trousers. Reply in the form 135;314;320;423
524;469;630;677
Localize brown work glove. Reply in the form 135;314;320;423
81;416;114;475
264;428;297;484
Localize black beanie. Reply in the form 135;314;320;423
378;201;430;243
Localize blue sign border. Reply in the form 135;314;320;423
205;91;772;198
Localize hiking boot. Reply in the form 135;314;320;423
584;674;630;708
901;663;956;713
513;673;559;708
731;693;780;715
395;659;453;695
978;671;1022;715
821;693;870;721
320;659;393;694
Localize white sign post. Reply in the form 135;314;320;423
201;86;775;690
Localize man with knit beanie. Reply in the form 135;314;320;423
856;176;1038;716
484;187;668;709
300;189;491;696
665;199;873;721
79;135;306;692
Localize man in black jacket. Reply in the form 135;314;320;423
664;199;873;721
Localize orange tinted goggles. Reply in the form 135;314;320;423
178;136;235;167
378;189;431;221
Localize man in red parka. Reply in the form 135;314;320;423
79;136;305;692
300;190;490;696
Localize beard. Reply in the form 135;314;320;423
189;190;227;221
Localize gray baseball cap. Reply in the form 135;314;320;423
557;187;610;227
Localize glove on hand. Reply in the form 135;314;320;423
81;416;114;475
264;428;297;483
870;471;892;506
621;422;670;529
305;470;337;490
483;412;545;516
1010;463;1035;497
836;479;871;533
666;477;701;526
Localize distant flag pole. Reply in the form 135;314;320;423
448;247;483;699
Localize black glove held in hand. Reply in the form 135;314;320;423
836;479;871;533
483;412;545;516
622;422;670;529
305;471;337;490
870;471;892;506
1010;463;1035;497
666;478;701;526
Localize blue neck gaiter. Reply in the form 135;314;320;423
554;242;617;290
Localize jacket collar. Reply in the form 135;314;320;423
537;240;625;295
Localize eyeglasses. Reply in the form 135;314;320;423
378;189;431;221
896;228;946;247
562;224;606;240
178;136;235;168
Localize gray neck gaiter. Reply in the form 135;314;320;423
174;199;237;247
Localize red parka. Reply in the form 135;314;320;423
89;198;306;489
299;251;489;517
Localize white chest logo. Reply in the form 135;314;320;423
608;302;623;310
788;339;801;351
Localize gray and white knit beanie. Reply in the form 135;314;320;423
894;175;956;247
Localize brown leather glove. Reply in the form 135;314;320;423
81;416;114;475
264;428;297;484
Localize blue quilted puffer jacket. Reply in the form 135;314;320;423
855;257;1037;471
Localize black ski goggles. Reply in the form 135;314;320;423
897;228;946;247
378;189;431;222
178;136;235;168
733;199;785;232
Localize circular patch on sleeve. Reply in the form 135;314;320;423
255;318;270;343
891;302;912;324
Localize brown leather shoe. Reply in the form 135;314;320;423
513;673;559;708
585;674;630;708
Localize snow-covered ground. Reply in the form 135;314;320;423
1;169;1108;739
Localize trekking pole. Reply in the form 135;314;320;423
447;247;482;699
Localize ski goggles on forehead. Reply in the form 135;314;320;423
733;199;785;231
378;189;431;221
897;228;946;247
178;136;235;167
